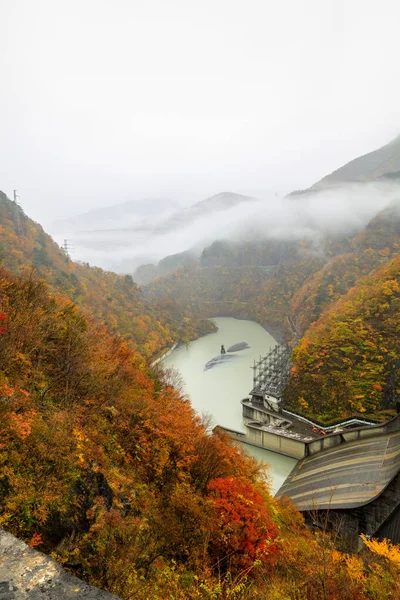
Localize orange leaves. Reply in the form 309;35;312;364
0;383;16;398
381;278;400;296
28;532;43;548
0;192;204;362
0;384;36;441
345;555;366;583
9;411;36;440
298;396;309;410
125;387;200;487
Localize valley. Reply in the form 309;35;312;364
2;133;400;599
3;3;400;597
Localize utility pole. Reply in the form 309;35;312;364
13;190;24;237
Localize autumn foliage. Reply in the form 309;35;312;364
285;258;400;421
0;265;276;597
146;200;400;424
0;190;213;358
207;477;280;571
0;312;6;335
2;191;400;597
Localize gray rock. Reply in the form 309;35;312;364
0;529;120;599
227;342;250;353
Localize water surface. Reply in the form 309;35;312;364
163;317;296;492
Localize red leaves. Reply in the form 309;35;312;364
0;262;285;590
207;476;280;571
28;533;43;548
0;311;6;334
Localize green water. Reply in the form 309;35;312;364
162;317;296;492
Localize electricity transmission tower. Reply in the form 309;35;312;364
13;190;24;237
62;239;73;258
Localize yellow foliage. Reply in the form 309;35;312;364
345;555;365;582
362;535;400;567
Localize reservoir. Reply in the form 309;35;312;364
162;317;296;492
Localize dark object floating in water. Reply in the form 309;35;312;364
221;344;226;354
204;354;237;371
227;342;250;352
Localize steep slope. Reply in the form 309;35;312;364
145;243;334;342
145;196;400;423
0;265;279;597
0;190;212;357
3;267;400;599
290;200;400;335
285;257;400;422
140;137;400;287
311;134;400;190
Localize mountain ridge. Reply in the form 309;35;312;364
0;189;212;358
312;133;400;189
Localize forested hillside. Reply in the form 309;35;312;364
2;152;400;598
2;264;400;599
0;265;273;596
145;239;344;342
286;257;400;421
146;199;400;421
0;191;212;357
291;201;400;335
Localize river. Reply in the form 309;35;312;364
162;317;296;492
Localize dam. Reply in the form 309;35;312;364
220;342;400;550
164;325;400;549
221;343;380;459
277;417;400;550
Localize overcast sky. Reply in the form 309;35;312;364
0;0;399;228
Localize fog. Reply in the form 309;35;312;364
1;0;399;230
53;182;400;272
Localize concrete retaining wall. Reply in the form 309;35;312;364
241;399;398;459
306;423;387;456
150;342;179;367
246;425;307;459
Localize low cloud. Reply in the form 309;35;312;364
50;181;400;273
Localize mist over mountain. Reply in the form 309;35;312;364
47;136;400;277
314;134;400;188
51;192;258;271
53;197;180;233
289;134;400;196
3;1;400;595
